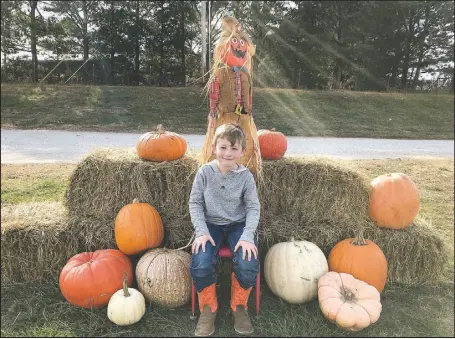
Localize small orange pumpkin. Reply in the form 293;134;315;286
328;231;387;293
257;128;287;160
368;173;420;229
59;249;133;309
318;271;382;331
115;198;164;255
136;124;187;161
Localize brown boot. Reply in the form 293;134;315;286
195;284;218;337
231;273;254;335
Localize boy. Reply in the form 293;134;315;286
189;123;260;336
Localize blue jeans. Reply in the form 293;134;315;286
191;222;259;292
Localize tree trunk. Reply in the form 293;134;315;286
180;5;186;86
3;50;7;81
449;74;454;94
108;1;115;85
134;0;140;85
333;11;343;90
30;0;38;83
400;9;416;91
200;0;206;83
412;4;430;91
109;48;115;85
159;4;164;86
82;0;89;61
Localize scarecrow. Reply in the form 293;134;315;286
200;16;262;176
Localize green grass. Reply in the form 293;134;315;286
1;158;453;337
1;164;74;204
1;280;453;337
1;84;454;139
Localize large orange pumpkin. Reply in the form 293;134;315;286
115;198;164;255
368;173;420;229
136;124;187;161
257;128;287;160
328;232;387;293
59;249;133;309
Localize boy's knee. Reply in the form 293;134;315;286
191;251;215;276
236;254;259;273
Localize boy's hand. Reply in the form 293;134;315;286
234;240;258;261
192;235;216;254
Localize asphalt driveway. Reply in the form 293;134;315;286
1;129;453;164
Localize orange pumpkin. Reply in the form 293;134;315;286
368;173;420;229
115;198;164;255
328;232;387;293
59;249;133;309
318;272;382;331
257;128;287;160
136;124;187;161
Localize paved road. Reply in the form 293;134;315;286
1;129;453;164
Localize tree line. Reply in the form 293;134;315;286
1;0;454;91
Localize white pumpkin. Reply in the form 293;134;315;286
107;279;146;326
264;238;328;304
136;248;192;308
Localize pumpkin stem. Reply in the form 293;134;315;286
132;198;139;204
156;124;165;134
271;128;276;132
352;229;367;246
340;286;356;302
122;277;130;297
289;237;295;242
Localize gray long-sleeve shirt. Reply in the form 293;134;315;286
189;160;261;244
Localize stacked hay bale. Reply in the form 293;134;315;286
64;148;199;251
1;147;449;285
62;148;448;285
1;202;78;283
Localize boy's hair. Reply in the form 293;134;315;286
212;123;246;150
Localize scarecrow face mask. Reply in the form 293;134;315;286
221;35;249;67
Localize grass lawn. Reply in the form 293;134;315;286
1;158;453;337
1;83;454;139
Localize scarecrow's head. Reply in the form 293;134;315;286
215;17;255;68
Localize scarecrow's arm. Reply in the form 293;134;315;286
240;72;253;115
209;76;220;120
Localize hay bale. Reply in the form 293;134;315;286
365;217;449;285
65;151;370;245
258;216;448;285
60;148;449;285
259;157;370;230
65;148;199;220
1;202;77;283
67;215;195;252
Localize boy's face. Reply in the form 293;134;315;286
212;137;245;169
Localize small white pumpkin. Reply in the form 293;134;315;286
107;278;146;326
264;237;328;304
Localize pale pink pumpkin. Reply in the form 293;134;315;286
318;271;382;331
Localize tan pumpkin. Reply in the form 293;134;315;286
136;124;187;161
318;271;382;331
115;198;164;255
257;128;287;160
328;231;387;293
136;248;192;308
107;278;146;326
368;173;420;229
264;238;328;304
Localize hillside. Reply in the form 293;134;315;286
1;84;453;139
